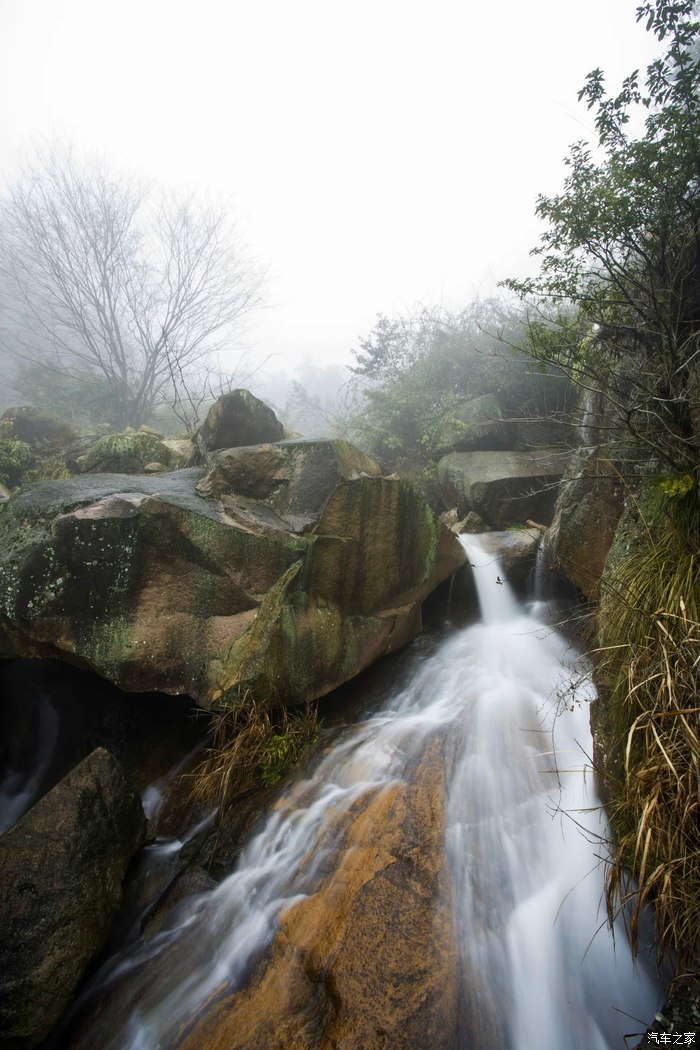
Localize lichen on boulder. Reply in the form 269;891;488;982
77;431;181;474
0;442;464;710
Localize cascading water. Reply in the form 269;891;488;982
449;538;658;1048
60;536;659;1049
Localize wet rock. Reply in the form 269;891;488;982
542;448;625;598
0;451;464;708
439;508;488;535
197;439;381;528
437;448;569;527
458;510;489;533
142;866;218;939
472;527;541;586
195;389;284;452
0;747;145;1049
181;737;459;1050
639;974;700;1046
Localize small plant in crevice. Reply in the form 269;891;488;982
597;483;700;973
189;691;320;809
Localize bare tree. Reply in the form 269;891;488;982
0;148;266;430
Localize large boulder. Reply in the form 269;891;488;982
0;747;145;1049
179;738;459;1050
437;449;569;527
0;444;463;709
1;407;78;454
196;438;382;530
469;527;542;587
195;389;284;453
77;431;182;474
433;393;515;453
541;449;625;599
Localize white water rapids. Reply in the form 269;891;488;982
63;536;658;1049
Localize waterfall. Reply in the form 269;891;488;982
61;536;658;1049
450;538;657;1048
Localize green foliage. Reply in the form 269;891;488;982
260;711;319;786
658;471;695;497
507;1;700;972
79;432;173;474
348;300;572;466
506;0;700;472
0;423;35;486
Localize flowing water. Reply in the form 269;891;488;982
58;536;658;1048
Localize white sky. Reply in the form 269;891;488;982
0;0;659;378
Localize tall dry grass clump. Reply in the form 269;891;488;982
190;692;319;809
598;484;700;972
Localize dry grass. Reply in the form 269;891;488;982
190;693;320;809
598;498;700;972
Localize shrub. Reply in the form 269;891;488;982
0;426;35;487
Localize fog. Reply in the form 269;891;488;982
0;1;659;356
0;0;660;420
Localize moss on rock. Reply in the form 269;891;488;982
0;454;463;710
79;432;179;474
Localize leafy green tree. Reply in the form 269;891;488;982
349;300;571;464
506;0;700;471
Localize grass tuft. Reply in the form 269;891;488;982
190;692;320;808
598;486;700;972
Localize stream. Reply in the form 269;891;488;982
40;535;659;1048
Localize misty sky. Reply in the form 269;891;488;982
0;0;659;379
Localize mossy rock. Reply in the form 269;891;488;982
1;407;78;453
0;454;464;709
79;432;179;474
0;748;145;1049
213;476;462;706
